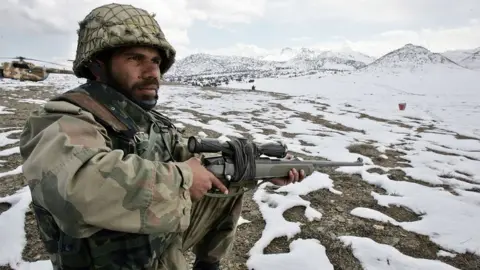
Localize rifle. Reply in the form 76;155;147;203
187;136;364;197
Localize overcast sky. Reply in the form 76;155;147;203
0;0;479;68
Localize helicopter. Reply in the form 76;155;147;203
0;56;73;82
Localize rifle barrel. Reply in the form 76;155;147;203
309;157;364;166
257;157;364;166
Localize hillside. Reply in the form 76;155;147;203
166;53;275;77
442;47;480;63
163;43;480;87
459;50;480;69
166;47;374;78
361;44;462;72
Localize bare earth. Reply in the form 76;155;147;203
0;84;479;270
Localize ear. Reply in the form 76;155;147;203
88;60;106;81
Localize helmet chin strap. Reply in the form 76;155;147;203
88;61;158;111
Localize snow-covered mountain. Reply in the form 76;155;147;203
266;47;369;72
259;47;375;64
167;47;375;77
167;53;274;77
459;50;480;69
442;47;480;63
261;47;297;61
164;43;479;85
361;44;462;72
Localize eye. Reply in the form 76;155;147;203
128;55;142;61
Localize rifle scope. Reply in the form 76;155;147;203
187;136;288;158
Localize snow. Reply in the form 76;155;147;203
442;47;479;63
339;236;460;270
0;186;51;269
168;46;373;77
364;44;459;71
346;170;480;255
18;99;47;105
248;172;334;257
438;250;457;258
460;51;480;70
0;106;15;115
0;165;23;178
443;47;480;69
1;63;480;269
0;130;21;148
247;238;333;270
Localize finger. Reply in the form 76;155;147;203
210;176;229;194
288;170;294;183
299;169;305;180
270;178;282;186
292;168;299;182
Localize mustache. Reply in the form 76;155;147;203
133;77;160;89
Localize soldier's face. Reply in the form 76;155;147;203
109;46;162;104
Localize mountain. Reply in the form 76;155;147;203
317;49;376;65
167;47;374;77
261;47;297;61
361;44;462;72
442;47;480;63
258;47;375;64
459;50;480;69
165;43;477;81
167;53;273;77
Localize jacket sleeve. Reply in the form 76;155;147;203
19;102;193;238
173;136;195;162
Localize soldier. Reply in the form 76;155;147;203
18;3;305;270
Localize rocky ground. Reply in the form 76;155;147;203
0;83;479;270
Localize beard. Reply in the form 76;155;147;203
104;68;160;111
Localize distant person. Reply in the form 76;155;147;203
251;85;256;91
18;3;305;270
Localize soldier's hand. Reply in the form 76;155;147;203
269;168;306;186
185;157;229;200
270;154;306;186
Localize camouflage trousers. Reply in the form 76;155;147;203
157;191;244;270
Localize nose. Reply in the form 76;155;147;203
142;61;161;79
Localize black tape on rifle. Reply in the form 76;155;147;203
226;138;258;182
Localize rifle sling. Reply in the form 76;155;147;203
54;92;131;134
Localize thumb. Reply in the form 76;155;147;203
210;176;229;194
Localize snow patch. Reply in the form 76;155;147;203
340;236;460;270
247;172;339;268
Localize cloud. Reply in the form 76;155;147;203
198;20;480;58
1;1;193;45
265;0;479;25
0;0;271;60
1;0;479;63
334;20;480;56
0;1;175;62
291;37;313;42
187;0;267;27
200;43;272;58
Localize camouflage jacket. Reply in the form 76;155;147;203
19;80;194;268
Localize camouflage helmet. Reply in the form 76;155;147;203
73;3;176;79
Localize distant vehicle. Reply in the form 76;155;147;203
0;56;72;82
